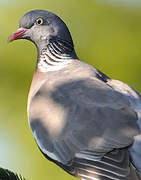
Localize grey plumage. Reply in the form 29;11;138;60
9;10;141;180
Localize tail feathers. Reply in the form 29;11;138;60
71;149;141;180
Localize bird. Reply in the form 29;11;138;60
9;10;141;180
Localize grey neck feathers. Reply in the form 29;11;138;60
37;37;77;72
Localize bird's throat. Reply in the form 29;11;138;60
37;48;73;72
37;38;77;72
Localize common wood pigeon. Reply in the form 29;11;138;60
9;10;141;180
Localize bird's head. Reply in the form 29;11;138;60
8;10;74;50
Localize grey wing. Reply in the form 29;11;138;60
28;76;140;166
107;79;141;174
73;149;141;180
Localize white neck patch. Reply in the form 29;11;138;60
38;50;73;72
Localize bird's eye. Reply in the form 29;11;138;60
36;18;44;25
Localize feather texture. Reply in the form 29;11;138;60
28;60;141;179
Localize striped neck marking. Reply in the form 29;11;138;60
38;48;73;72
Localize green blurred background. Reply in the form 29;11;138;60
1;0;141;179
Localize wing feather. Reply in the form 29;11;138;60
29;75;139;165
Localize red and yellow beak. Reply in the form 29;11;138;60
8;28;27;43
